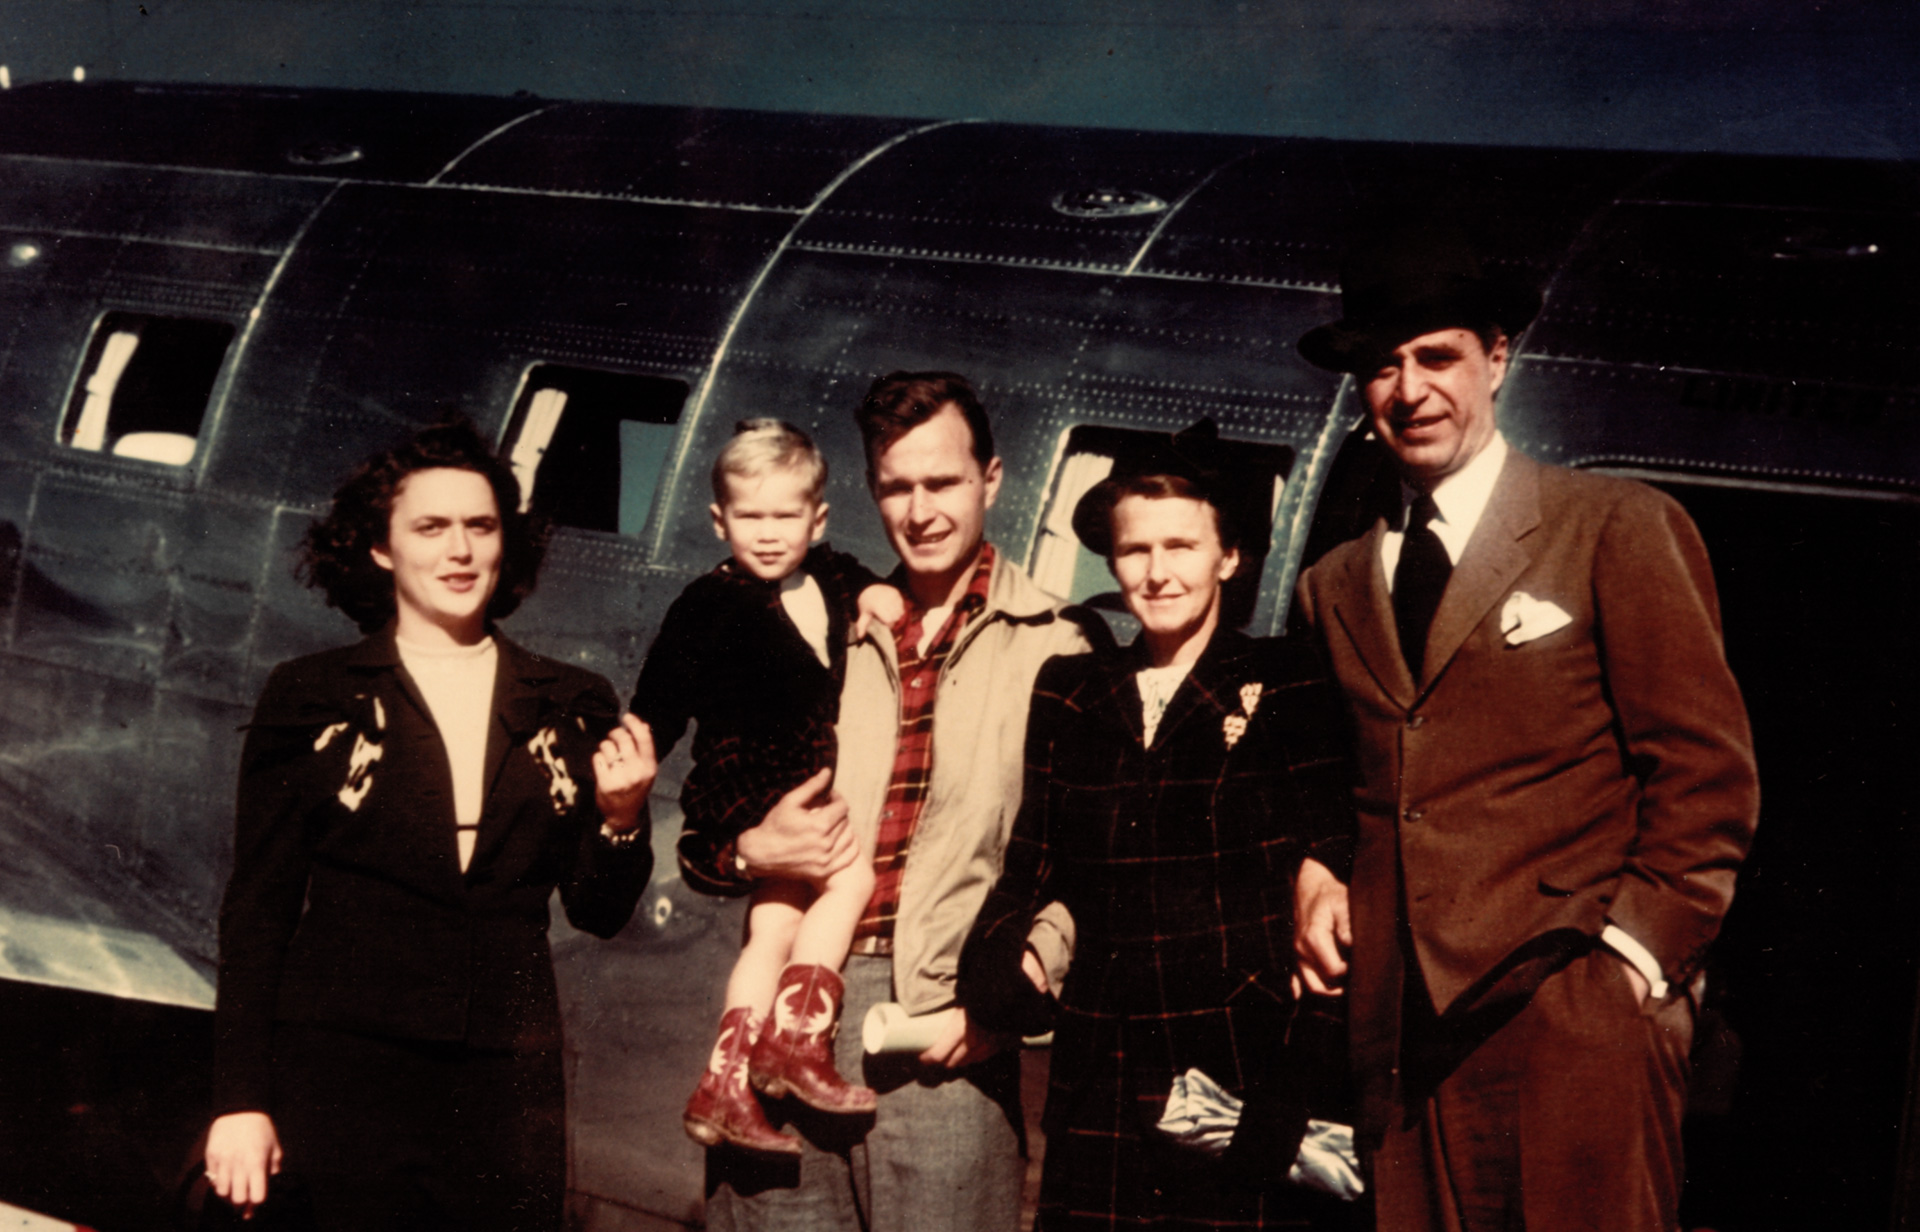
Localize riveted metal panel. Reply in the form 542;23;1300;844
443;102;925;208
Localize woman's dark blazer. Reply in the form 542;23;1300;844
959;629;1353;1223
212;630;652;1117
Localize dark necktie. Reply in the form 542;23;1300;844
1393;494;1451;680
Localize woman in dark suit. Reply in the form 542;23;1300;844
959;440;1354;1230
201;420;657;1230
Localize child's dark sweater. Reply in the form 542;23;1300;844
631;543;880;896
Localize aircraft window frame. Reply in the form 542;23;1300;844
1027;422;1293;621
57;311;237;467
500;363;690;538
1030;445;1116;603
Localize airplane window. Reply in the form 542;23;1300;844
59;313;236;466
1032;447;1118;604
1029;423;1292;620
503;364;689;536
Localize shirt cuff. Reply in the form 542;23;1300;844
1026;913;1075;995
1600;923;1668;1000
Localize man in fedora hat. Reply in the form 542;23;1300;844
1290;226;1759;1230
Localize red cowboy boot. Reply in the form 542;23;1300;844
684;1007;801;1154
750;963;878;1114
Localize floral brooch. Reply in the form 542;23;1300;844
1223;682;1264;750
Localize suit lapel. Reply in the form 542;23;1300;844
1135;631;1255;754
1420;450;1541;691
1075;645;1148;748
472;636;554;870
347;631;467;888
1149;664;1216;750
1329;520;1418;710
1175;632;1255;740
347;629;436;729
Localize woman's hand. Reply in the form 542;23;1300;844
594;714;657;833
205;1111;282;1218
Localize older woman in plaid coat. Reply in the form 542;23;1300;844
959;450;1354;1231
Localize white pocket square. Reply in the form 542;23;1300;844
1500;592;1572;646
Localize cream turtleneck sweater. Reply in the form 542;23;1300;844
396;634;499;872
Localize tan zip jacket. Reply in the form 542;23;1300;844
835;548;1097;1016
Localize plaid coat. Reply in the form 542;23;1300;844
961;629;1354;1230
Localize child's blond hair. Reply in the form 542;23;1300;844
711;418;828;505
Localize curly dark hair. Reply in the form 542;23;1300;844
298;417;548;633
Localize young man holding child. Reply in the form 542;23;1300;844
694;373;1105;1232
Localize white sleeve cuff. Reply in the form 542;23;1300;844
1027;903;1077;995
1600;924;1668;1000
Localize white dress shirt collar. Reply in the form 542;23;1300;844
1381;433;1510;584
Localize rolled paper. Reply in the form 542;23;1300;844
861;1003;1057;1054
862;1001;946;1054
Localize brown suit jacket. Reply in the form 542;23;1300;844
1295;447;1758;1131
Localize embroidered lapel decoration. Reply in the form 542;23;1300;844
1222;713;1249;749
527;725;578;813
336;695;387;812
1239;682;1264;716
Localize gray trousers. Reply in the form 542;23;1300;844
704;954;1026;1232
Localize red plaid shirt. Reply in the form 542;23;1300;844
851;544;997;954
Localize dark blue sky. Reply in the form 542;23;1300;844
1;0;1915;157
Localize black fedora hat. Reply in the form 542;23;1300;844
1071;420;1261;557
1297;225;1542;374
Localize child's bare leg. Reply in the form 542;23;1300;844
788;832;876;970
726;879;810;1015
687;878;808;1155
751;831;879;1114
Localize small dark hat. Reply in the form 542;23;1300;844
1071;420;1258;557
1297;225;1541;373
